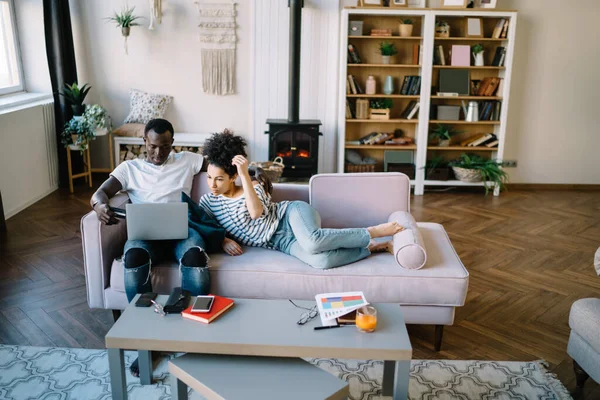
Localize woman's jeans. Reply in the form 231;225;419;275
268;201;371;269
123;227;210;302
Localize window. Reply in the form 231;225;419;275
0;0;23;95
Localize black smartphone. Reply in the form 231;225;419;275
109;206;126;219
135;292;157;307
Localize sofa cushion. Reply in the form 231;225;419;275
569;298;600;352
109;222;468;306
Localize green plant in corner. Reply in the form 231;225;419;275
379;42;398;56
59;82;91;116
472;44;484;54
370;99;393;109
61;117;95;152
449;153;509;194
82;104;112;134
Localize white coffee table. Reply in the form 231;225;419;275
105;296;412;399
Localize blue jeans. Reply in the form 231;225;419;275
122;227;210;302
268;201;371;269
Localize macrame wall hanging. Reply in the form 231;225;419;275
148;0;163;30
195;1;237;95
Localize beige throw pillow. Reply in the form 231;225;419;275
112;123;145;137
389;211;427;270
123;89;173;124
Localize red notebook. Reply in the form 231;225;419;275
182;295;234;324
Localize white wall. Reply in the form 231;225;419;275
0;103;58;218
71;0;251;169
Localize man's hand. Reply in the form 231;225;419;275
231;155;250;177
222;237;243;256
94;203;118;225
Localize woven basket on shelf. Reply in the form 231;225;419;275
345;164;376;173
452;167;482;183
250;157;285;183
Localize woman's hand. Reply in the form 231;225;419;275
232;155;250;177
222;237;243;256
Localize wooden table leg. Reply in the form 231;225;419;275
86;147;93;187
66;148;74;193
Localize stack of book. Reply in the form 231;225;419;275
461;133;498;148
347;75;363;94
492;19;509;39
345;100;356;119
401;101;420;119
182;295;235;324
347;44;362;64
478;101;502;121
370;29;392;36
357;132;394;145
491;46;506;67
433;45;446;66
474;77;503;97
400;76;421;95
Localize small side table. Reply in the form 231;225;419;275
66;144;92;193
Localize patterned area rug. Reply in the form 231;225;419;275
0;344;572;400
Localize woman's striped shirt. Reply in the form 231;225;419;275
199;184;289;248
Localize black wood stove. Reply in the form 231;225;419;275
265;0;321;179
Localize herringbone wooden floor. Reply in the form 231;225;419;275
1;182;599;398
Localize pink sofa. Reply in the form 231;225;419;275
81;172;468;350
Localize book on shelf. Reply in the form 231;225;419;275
501;19;509;38
492;19;505;39
485;139;499;148
370;29;392;36
347;75;363;95
181;295;235;324
491;47;506;67
401;101;420;119
346;100;356;119
359;132;392;145
412;44;423;65
348;44;362;64
468;133;497;147
476;77;502;97
460;133;486;147
433;45;446;66
450;45;470;67
400;76;420;95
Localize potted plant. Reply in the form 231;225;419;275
472;44;485;66
61;117;95;151
369;99;393;120
449;153;509;194
398;19;413;37
424;156;451;181
435;20;450;38
106;6;142;54
59;82;91;117
379;41;398;64
429;123;461;147
83;104;112;137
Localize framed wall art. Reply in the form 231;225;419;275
441;0;468;8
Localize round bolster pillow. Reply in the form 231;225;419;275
388;211;427;270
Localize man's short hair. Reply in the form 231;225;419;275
144;119;174;138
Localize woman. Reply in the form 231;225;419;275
200;132;402;269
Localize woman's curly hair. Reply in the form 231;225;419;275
202;129;247;177
203;129;274;195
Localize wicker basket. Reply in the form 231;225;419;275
345;164;376;173
452;167;482;183
250;157;285;183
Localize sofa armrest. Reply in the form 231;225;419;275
81;192;129;309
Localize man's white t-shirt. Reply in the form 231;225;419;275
110;151;204;204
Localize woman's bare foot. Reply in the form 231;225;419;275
367;222;403;238
368;240;393;253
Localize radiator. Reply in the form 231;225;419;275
41;101;59;188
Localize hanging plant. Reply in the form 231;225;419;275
106;6;143;55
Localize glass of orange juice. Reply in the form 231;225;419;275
356;306;377;333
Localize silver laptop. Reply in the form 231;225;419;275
126;203;189;241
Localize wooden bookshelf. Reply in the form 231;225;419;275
349;36;424;40
339;8;517;196
348;64;421;68
346;145;417;150
347;95;420;99
427;146;496;151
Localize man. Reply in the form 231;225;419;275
90;118;211;376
